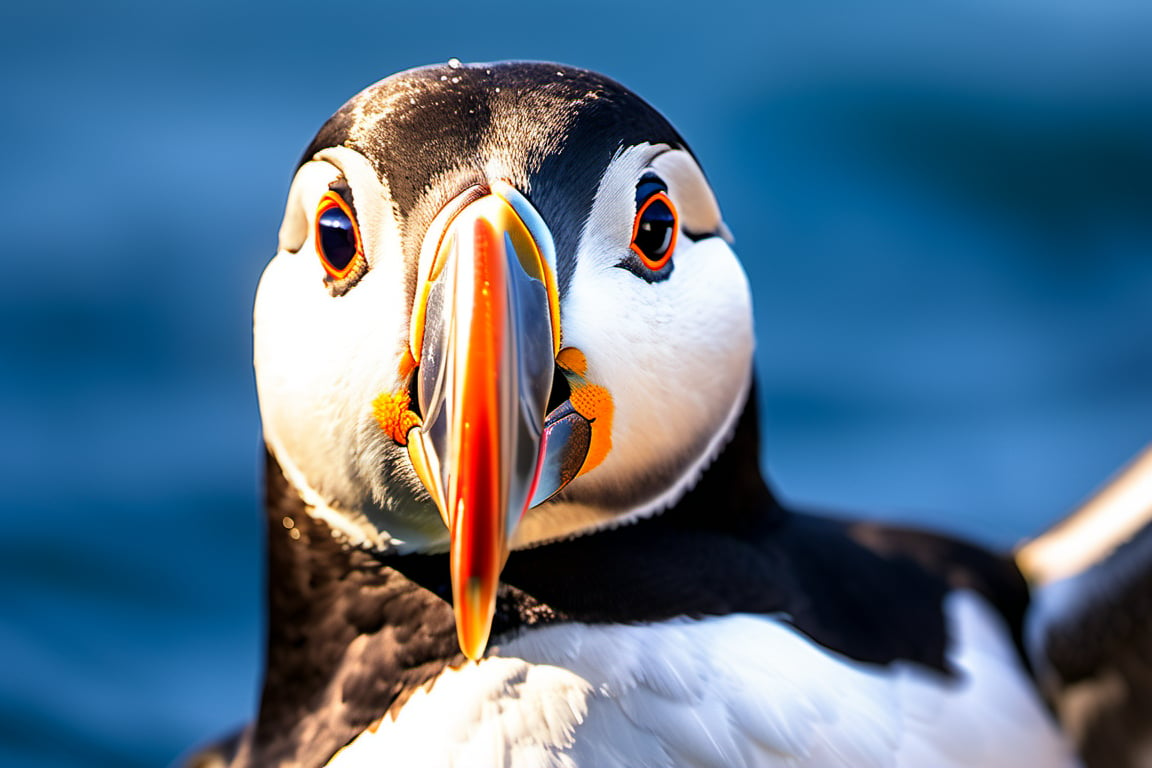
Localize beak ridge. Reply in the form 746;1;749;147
408;187;557;659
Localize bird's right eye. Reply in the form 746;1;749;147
315;191;364;285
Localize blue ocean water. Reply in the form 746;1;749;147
2;2;1151;765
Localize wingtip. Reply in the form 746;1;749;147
1017;444;1152;586
174;727;245;768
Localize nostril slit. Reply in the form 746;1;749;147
546;364;571;415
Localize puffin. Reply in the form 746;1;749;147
189;61;1152;768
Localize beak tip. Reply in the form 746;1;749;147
459;637;486;662
455;576;495;660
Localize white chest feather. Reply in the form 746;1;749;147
325;592;1077;768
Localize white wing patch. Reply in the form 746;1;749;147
326;592;1078;768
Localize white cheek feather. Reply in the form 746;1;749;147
651;149;724;237
255;148;443;550
538;144;754;529
325;591;1076;768
255;252;405;546
564;237;753;496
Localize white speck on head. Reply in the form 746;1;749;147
447;57;462;69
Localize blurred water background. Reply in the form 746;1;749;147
3;1;1152;765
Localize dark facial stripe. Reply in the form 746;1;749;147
296;61;690;299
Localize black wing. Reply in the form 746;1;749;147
1019;446;1152;768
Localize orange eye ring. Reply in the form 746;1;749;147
629;191;678;272
315;190;364;281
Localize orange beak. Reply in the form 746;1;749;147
406;182;560;659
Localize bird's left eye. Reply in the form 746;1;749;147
315;190;366;291
626;175;678;279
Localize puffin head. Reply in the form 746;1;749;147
254;61;755;658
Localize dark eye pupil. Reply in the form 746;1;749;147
318;207;357;272
635;198;675;259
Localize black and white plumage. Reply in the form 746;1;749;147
1020;447;1152;768
193;61;1152;768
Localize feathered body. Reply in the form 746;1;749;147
189;61;1152;768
